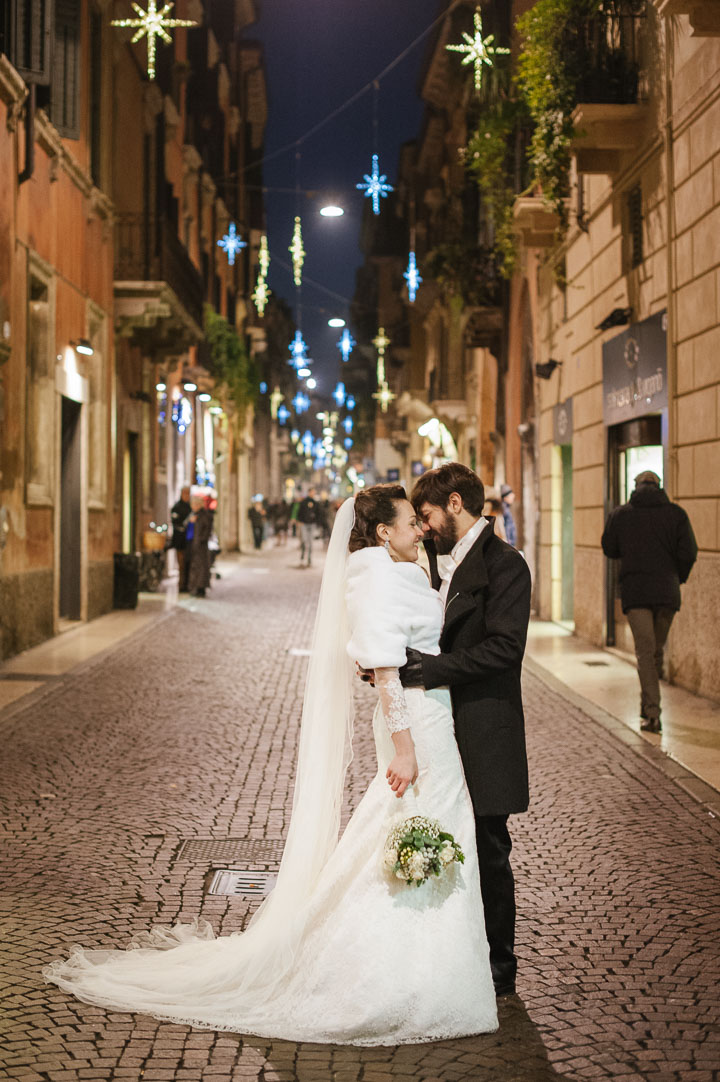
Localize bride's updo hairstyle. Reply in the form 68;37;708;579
348;484;407;552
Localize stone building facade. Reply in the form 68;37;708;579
524;3;720;700
0;0;268;658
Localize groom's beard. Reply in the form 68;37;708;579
427;511;458;555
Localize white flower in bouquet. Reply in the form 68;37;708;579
395;867;409;880
439;844;455;865
408;853;426;880
383;847;398;870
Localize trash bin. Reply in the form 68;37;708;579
113;552;140;609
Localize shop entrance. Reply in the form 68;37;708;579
606;415;664;650
122;432;139;554
560;444;574;623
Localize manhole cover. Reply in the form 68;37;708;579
583;660;610;667
176;838;284;862
208;869;277;896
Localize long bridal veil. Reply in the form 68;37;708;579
44;497;358;1022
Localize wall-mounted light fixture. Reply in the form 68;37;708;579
198;393;212;403
73;338;94;356
596;307;632;332
183;381;197;392
535;359;562;380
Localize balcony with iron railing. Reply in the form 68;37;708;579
114;213;205;348
569;2;650;174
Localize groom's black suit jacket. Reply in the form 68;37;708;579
421;519;531;818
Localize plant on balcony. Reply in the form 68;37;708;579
424;241;501;309
204;305;258;429
465;99;527;277
516;0;643;234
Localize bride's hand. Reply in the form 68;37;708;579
386;752;418;798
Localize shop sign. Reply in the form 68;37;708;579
602;311;667;426
553;398;573;445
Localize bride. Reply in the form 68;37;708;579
44;485;498;1045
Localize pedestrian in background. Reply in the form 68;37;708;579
484;495;508;542
500;484;517;548
296;488;318;567
187;493;214;598
273;500;290;546
248;501;265;550
601;470;698;733
170;485;192;592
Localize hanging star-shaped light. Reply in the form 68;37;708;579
269;386;284;420
373;326;391;385
293;392;310;414
344;437;353;450
346;395;356;411
258;234;270;279
251;275;270;317
277;404;291;425
343;416;353;434
111;0;198;81
445;8;510;93
356;154;394;216
301;431;314;454
373;382;396;413
289;217;305;286
288;330;308;368
404;251;422;303
217;222;247;266
332;382;346;407
337;327;356;363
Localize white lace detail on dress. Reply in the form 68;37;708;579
374;667;410;734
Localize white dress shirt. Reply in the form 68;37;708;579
438;517;488;605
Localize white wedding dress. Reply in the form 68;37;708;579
44;513;498;1045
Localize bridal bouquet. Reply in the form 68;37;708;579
383;815;464;887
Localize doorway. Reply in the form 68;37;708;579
60;396;82;621
606;415;664;649
560;444;574;623
122;432;139;553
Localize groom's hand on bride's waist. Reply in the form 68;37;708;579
399;649;425;689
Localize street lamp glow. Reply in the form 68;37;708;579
198;392;212;402
155;382;166;391
328;317;345;328
298;367;311;378
183;381;197;392
320;205;344;217
306;377;317;389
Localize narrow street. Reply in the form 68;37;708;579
1;550;719;1082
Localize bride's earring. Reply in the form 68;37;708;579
384;540;390;552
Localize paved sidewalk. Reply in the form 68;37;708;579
1;546;719;1081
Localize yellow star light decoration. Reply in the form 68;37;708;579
289;217;305;286
445;8;509;93
111;1;198;81
373;382;396;413
258;234;270;279
252;274;270;317
373;326;391;385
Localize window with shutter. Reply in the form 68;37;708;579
50;0;80;139
627;185;643;269
2;0;53;84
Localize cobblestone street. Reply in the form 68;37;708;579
1;549;719;1082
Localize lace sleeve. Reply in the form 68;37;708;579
375;667;411;734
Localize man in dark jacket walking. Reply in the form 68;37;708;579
400;462;531;998
601;470;697;733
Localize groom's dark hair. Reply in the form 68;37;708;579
411;463;485;516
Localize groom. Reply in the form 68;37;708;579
401;462;531;997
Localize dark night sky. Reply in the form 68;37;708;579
249;0;444;395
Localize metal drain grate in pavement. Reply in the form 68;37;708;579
208;869;277;896
176;838;284;863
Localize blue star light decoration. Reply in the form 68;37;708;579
332;382;346;407
293;392;310;414
346;395;356;411
337;327;356;363
356;154;394;216
277;404;291;425
344;437;353;450
288;330;308;369
343;416;353;434
445;8;510;93
404;251;422;303
217;222;247;266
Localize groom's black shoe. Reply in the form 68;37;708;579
494;982;516;997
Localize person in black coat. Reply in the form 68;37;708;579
400;462;531;997
601;470;697;733
170;485;192;591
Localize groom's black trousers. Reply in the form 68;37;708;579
475;814;516;989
